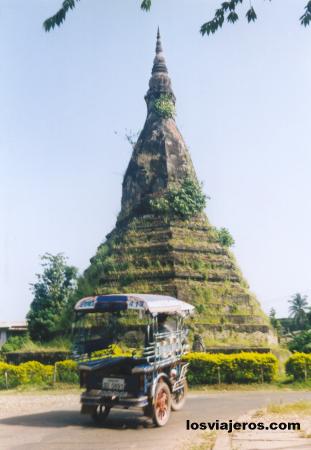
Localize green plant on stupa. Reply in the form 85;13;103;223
215;227;235;247
153;94;175;119
149;177;206;219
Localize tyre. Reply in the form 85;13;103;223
92;404;110;425
171;380;188;411
152;382;171;427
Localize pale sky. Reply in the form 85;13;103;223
1;0;311;322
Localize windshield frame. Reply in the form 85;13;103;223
72;309;153;359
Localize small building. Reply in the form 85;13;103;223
0;322;28;348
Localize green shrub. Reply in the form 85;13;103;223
183;352;278;384
285;353;311;380
1;335;30;352
150;177;207;220
153;94;175;119
215;227;235;247
288;331;311;353
55;360;79;383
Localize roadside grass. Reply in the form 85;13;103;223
253;400;311;420
266;400;311;415
182;431;216;450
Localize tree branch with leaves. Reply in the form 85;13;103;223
43;0;80;32
43;1;311;34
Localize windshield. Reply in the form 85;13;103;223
72;309;151;358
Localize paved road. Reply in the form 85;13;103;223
0;391;310;450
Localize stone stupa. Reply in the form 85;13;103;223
81;30;276;347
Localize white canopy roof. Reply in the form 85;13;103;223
75;293;195;316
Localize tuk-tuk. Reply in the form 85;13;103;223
73;293;194;427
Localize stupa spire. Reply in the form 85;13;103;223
120;28;196;220
152;27;167;73
145;28;175;109
155;27;163;54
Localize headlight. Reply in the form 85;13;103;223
170;368;177;378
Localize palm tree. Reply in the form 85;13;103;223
288;293;309;329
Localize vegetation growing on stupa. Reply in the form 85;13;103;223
153;93;176;119
66;211;274;347
149;177;207;219
215;227;235;247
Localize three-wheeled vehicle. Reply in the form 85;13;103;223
73;294;194;427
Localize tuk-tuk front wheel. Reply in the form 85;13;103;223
152;382;171;427
92;404;110;425
171;380;188;411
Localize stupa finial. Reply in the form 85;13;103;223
156;27;163;54
145;28;175;108
152;27;168;74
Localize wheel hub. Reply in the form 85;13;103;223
156;389;168;419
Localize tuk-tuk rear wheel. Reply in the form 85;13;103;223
152;382;171;427
92;404;110;425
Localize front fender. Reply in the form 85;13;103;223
150;372;171;400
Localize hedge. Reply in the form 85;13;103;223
0;352;279;389
285;353;311;380
0;361;53;388
55;360;78;383
183;352;278;384
0;360;78;389
0;362;27;388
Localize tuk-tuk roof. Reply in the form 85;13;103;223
74;294;195;316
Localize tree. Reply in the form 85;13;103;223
27;253;78;341
288;329;311;353
269;307;282;339
43;0;311;34
288;293;309;330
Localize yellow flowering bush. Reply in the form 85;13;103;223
183;352;278;384
91;344;127;358
20;361;53;384
55;360;78;383
285;353;311;380
0;362;27;388
0;352;280;389
56;359;79;383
